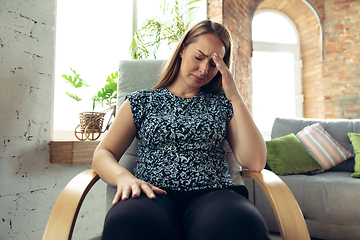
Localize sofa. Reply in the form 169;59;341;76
244;117;360;240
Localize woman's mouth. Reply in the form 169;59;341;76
192;75;203;82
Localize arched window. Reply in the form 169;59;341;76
252;10;303;140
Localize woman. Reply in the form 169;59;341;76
92;20;270;240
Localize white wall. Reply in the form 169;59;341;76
0;1;106;239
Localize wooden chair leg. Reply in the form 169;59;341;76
242;169;310;240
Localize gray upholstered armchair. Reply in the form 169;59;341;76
43;60;310;240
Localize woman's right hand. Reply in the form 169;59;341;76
92;100;167;205
112;173;167;205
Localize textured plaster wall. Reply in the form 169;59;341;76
0;0;106;239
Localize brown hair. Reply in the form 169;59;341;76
153;20;232;93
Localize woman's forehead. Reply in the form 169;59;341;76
189;34;225;57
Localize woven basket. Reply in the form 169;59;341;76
79;111;106;133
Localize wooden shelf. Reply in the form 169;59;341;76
50;141;100;164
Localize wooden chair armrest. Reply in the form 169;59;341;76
43;169;100;240
241;169;310;240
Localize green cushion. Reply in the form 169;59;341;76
347;132;360;178
266;133;322;176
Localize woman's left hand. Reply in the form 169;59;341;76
212;53;240;102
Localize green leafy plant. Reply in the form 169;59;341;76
62;68;118;111
62;68;90;102
130;0;201;59
92;71;118;111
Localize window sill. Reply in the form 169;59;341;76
50;140;100;164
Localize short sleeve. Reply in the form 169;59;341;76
219;93;234;123
126;89;151;130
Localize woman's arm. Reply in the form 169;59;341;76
213;53;267;172
226;96;267;171
92;100;166;204
92;100;136;185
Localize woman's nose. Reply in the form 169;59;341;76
199;61;209;75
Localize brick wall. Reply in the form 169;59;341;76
208;0;360;119
209;0;260;111
322;0;360;118
208;0;223;23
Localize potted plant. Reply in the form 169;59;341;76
91;71;118;111
62;68;118;111
62;69;118;140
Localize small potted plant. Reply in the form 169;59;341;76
62;69;118;140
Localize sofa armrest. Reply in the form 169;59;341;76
241;169;310;240
42;169;100;240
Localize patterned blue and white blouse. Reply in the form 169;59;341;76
126;88;234;191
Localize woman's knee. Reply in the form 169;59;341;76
184;189;270;240
102;194;179;240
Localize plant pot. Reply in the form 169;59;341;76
74;111;105;141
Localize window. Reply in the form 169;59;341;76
53;0;206;140
53;0;133;140
251;10;303;140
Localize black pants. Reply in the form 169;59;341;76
102;185;270;240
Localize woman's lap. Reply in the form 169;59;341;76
102;186;270;240
182;188;270;240
102;193;180;240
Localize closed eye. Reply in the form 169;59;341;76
195;57;216;68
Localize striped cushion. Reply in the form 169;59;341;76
296;123;353;170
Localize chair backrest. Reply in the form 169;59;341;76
106;59;243;210
116;60;167;176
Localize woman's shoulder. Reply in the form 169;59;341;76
204;91;233;110
203;91;233;121
203;91;229;102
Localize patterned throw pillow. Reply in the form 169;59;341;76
296;123;353;171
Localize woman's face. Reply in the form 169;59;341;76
177;33;226;91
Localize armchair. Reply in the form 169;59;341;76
43;60;310;240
